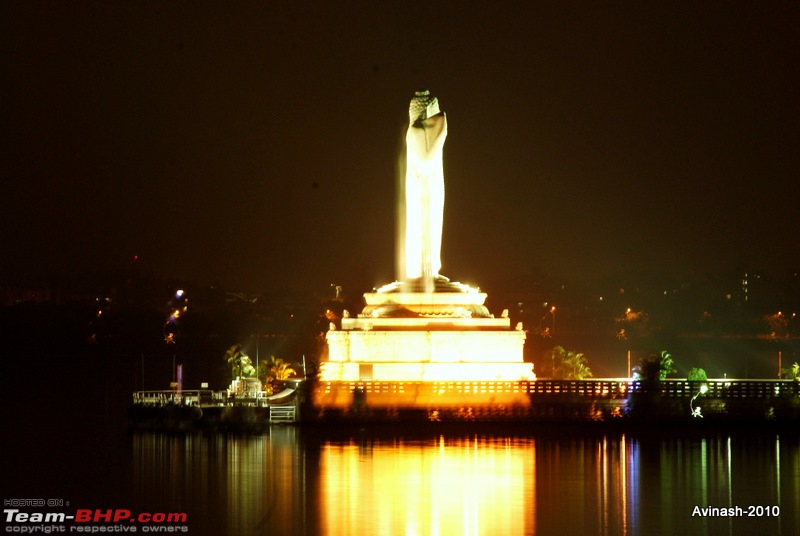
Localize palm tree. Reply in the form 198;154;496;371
224;343;255;380
780;362;799;381
562;351;593;380
656;351;676;380
632;350;676;383
259;356;297;393
547;346;593;380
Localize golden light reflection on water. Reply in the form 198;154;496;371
320;436;535;535
130;430;800;536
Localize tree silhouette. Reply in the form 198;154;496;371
780;362;799;381
547;346;593;380
632;350;676;384
224;343;255;380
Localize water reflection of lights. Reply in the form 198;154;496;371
132;429;306;535
320;436;535;535
129;431;797;535
625;434;639;535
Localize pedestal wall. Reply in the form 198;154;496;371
324;329;532;381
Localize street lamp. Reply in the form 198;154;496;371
550;306;556;336
690;384;709;418
627;350;632;379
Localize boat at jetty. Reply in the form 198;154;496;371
129;380;303;432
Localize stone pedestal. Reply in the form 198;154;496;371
322;283;535;382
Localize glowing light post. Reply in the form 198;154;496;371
627;350;632;379
550;306;556;337
690;384;709;418
165;289;186;398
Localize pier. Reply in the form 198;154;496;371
129;382;302;430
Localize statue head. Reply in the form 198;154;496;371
409;90;441;124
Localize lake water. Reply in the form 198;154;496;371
4;417;799;536
31;427;800;535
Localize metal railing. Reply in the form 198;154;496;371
318;379;799;400
132;389;301;406
269;405;296;423
132;389;217;406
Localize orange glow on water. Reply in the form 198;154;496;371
320;436;535;535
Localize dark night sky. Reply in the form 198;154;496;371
3;2;799;295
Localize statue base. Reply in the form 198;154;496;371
322;279;535;382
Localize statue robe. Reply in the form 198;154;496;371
404;112;447;280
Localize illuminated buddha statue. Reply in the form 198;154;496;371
404;90;447;283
